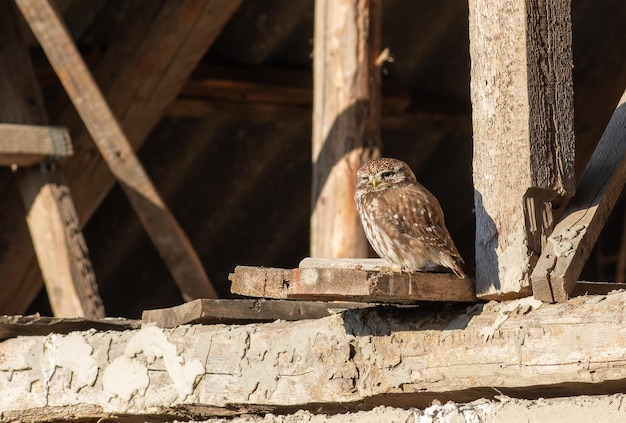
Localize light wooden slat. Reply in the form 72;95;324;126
16;0;218;301
531;91;626;302
3;292;626;419
0;124;72;166
229;258;477;303
469;0;575;299
0;0;103;318
311;0;382;258
142;298;373;328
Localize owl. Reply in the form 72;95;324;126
354;158;465;278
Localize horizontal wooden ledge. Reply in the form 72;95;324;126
0;123;73;166
3;291;626;420
142;298;375;328
229;258;477;303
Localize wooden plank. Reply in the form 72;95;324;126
16;0;218;301
0;0;103;318
311;0;382;258
142;299;374;328
0;0;240;314
3;291;626;419
531;91;626;302
0;124;72;166
229;258;477;303
0;315;139;340
469;0;575;299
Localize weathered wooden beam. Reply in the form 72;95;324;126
229;258;477;303
0;124;72;166
16;0;218;301
0;0;240;314
531;91;626;302
469;0;575;299
0;0;103;318
142;299;373;328
2;292;626;420
311;0;382;258
0;314;139;340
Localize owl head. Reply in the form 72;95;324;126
356;158;418;192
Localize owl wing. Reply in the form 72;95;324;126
380;184;464;262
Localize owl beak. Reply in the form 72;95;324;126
370;176;380;189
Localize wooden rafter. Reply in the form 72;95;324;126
15;0;218;301
0;0;103;318
0;0;241;313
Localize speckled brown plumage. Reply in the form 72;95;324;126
354;158;465;278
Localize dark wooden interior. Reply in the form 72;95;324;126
2;0;624;317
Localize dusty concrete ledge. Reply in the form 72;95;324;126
2;291;626;421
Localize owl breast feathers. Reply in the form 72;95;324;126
354;158;465;278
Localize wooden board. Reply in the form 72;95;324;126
310;0;382;258
16;0;217;301
142;299;374;328
229;258;477;303
469;0;575;299
531;91;626;302
0;315;139;340
0;124;72;166
3;291;626;420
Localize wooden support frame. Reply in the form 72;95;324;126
0;124;72;166
469;0;575;299
0;0;240;314
0;0;103;318
311;0;382;259
532;90;626;302
16;0;219;301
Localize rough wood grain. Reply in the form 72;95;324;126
0;124;72;166
142;299;373;328
229;258;477;303
0;0;240;314
531;91;626;302
3;292;626;420
16;0;218;301
469;0;575;299
0;0;103;318
311;0;382;258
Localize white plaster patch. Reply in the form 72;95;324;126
55;332;99;390
480;297;543;341
40;332;98;394
102;325;204;401
102;355;149;401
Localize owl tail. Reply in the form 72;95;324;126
447;255;466;279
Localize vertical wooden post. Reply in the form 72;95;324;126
311;0;382;258
469;0;575;298
0;0;104;317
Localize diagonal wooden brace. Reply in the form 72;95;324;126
532;90;626;302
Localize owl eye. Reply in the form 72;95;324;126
381;171;395;179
